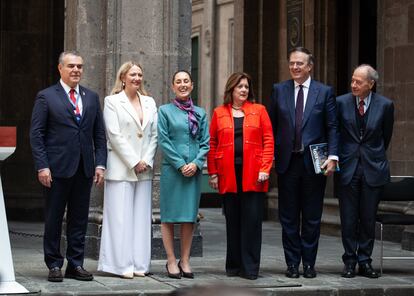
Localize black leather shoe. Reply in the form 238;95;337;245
285;265;299;278
178;260;194;279
358;263;379;278
226;270;240;277
303;265;317;278
65;266;93;281
342;263;356;278
240;273;258;280
166;263;181;279
48;267;63;282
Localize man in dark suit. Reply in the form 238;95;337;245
336;65;394;278
268;47;339;278
30;51;107;282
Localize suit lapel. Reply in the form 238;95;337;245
79;86;88;125
55;83;79;124
302;80;318;128
346;94;360;141
140;95;151;130
119;91;143;129
284;81;295;126
364;93;378;140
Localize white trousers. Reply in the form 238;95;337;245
98;180;152;275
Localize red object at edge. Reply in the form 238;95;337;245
0;127;16;147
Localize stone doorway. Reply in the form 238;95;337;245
0;0;64;221
336;0;377;96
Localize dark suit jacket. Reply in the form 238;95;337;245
30;82;107;178
336;92;394;187
268;79;339;174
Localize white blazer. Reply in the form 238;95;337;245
103;91;158;181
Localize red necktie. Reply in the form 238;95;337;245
69;88;80;115
358;99;365;116
294;85;304;151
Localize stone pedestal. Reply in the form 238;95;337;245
151;210;203;259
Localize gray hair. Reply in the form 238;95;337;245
58;51;82;65
355;64;379;82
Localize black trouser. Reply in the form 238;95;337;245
222;165;264;277
338;162;382;265
278;153;326;268
43;160;92;269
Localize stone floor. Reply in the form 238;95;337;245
4;208;414;295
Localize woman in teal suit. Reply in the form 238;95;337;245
158;70;210;279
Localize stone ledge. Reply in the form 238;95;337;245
402;225;414;251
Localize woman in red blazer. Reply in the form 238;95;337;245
208;72;274;280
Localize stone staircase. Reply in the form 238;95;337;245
266;192;414;251
320;198;342;237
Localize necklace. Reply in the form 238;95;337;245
232;105;242;110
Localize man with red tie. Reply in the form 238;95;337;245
336;65;394;278
30;51;107;282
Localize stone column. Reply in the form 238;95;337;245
199;0;215;113
64;0;192;259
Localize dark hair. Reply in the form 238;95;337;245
223;72;255;104
287;47;314;65
172;70;193;84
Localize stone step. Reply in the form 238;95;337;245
320;212;341;237
322;198;340;215
34;286;414;296
402;225;414;251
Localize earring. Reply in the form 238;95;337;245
122;82;125;88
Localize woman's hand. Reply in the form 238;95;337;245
134;160;148;174
181;163;198;177
208;174;218;190
257;172;269;183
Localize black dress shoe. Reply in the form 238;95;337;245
303;265;317;278
285;265;299;278
341;263;356;278
166;263;181;279
226;270;240;277
48;267;63;282
240;273;258;280
65;266;93;281
358;263;379;278
178;260;194;279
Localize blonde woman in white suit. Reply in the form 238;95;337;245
98;62;157;279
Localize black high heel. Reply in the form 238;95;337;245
178;260;194;279
165;263;181;279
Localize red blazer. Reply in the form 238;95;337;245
207;102;274;193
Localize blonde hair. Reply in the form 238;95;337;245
111;61;148;95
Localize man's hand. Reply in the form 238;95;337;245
321;159;337;176
38;168;52;188
94;168;105;186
